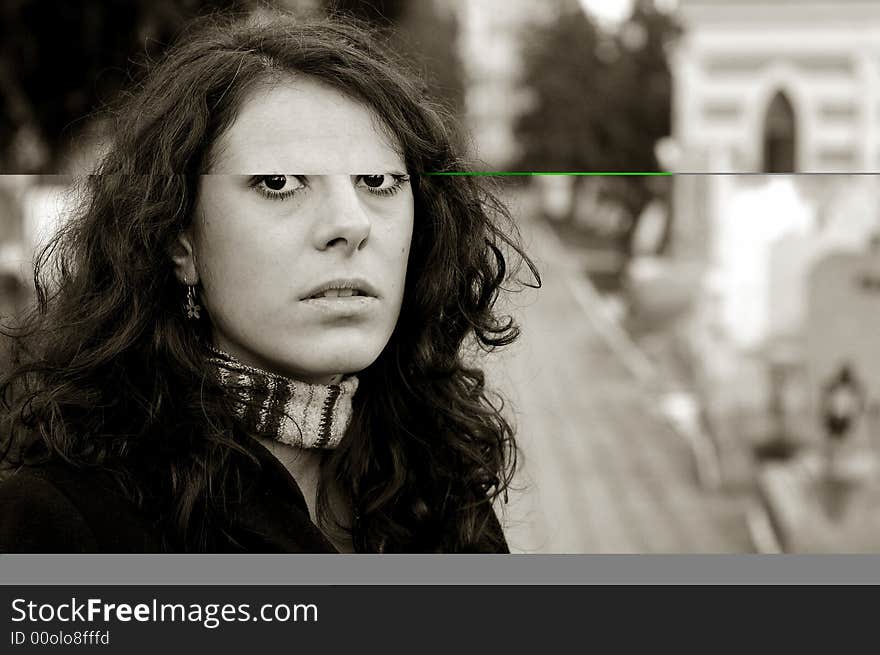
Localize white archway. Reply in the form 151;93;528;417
745;63;814;172
763;91;797;172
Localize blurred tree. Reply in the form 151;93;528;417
514;0;604;175
396;0;464;118
0;0;464;173
514;0;680;245
0;0;257;174
326;0;465;117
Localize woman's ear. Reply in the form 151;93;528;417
169;230;198;285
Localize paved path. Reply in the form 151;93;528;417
484;193;755;553
758;449;880;552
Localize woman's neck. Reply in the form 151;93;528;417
206;345;359;450
255;437;354;553
207;345;358;550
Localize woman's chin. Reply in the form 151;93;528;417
290;350;381;383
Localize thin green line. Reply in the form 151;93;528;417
425;171;672;176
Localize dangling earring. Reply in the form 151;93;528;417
183;276;201;320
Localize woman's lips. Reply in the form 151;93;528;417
300;295;379;315
306;288;366;299
301;278;380;300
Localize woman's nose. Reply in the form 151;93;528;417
313;177;371;255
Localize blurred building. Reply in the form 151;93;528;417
454;0;559;167
670;0;880;174
665;0;880;255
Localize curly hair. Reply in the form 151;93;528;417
0;11;540;552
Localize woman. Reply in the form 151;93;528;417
0;11;539;553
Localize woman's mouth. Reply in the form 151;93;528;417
300;292;379;316
301;278;381;301
306;288;369;299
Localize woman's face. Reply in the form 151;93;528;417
182;77;414;384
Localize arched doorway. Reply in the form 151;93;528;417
762;92;797;172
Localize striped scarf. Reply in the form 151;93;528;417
206;347;359;449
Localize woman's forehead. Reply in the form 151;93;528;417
208;77;406;174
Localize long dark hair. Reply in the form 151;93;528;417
0;11;540;552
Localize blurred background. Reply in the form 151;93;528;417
2;0;880;552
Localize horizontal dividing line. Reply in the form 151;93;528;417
7;172;879;178
425;171;672;176
425;171;880;177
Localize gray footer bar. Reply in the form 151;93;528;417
2;554;880;585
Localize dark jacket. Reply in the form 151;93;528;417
0;437;509;553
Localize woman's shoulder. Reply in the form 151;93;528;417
477;506;510;554
0;462;160;553
0;464;100;552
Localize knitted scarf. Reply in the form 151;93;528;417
206;347;359;449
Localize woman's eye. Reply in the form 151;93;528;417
356;174;410;196
250;175;307;200
263;175;288;191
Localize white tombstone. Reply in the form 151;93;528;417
631;199;668;257
805;249;880;448
536;175;573;222
713;177;813;349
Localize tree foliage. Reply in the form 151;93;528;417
0;0;256;173
329;0;464;116
0;0;464;173
514;0;680;222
